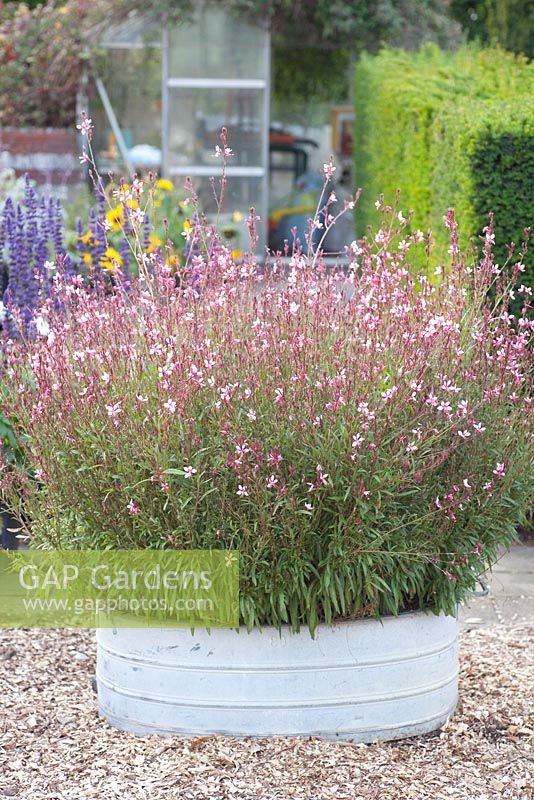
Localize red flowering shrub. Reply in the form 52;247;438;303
0;1;129;127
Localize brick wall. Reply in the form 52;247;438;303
0;127;84;187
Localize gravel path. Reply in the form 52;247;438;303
0;626;532;800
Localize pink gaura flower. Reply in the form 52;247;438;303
322;158;336;180
214;145;233;158
184;465;197;479
132;177;144;194
457;399;468;416
381;386;398;402
441;379;461;394
76;111;93;137
237;484;249;497
106;401;122;420
316;464;329;486
493;462;506;479
352;434;364;449
219;385;233;403
164;398;177;414
127;499;140;515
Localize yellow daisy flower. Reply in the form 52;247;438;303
147;233;163;253
232;211;243;223
106;205;123;230
102;247;122;272
156;178;174;192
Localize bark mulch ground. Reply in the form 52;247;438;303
0;625;532;800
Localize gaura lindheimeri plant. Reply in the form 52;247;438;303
1;120;533;632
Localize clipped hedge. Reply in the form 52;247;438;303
431;96;534;273
354;46;453;237
354;45;534;282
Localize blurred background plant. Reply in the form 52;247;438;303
0;171;203;321
0;176;74;335
0;170;31;205
354;44;534;298
0;0;471;133
450;0;533;58
68;176;190;279
0;0;146;128
0;1;90;128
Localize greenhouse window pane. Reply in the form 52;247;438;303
168;10;267;80
167;88;265;168
101;16;161;49
168;175;265;252
92;48;163;173
173;175;263;217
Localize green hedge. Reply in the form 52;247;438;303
354;45;534;283
354;46;453;237
431;96;534;272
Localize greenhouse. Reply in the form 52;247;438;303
91;7;271;248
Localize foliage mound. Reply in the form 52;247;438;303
354;45;534;289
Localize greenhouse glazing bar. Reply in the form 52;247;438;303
160;20;271;251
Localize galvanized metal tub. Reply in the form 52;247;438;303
96;611;458;741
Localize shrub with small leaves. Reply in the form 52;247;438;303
354;44;534;287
